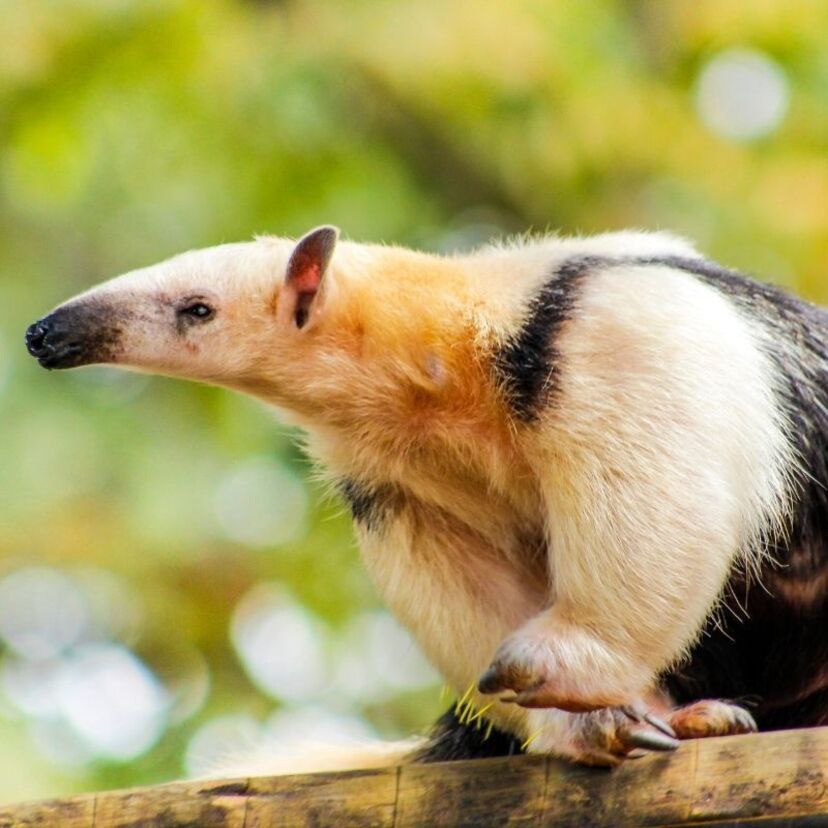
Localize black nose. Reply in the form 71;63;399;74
25;319;53;358
25;302;121;370
24;314;82;370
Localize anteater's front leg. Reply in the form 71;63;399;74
355;495;688;765
476;436;754;721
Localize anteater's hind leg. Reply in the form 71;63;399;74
667;699;757;739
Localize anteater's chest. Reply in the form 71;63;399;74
348;469;551;692
317;425;546;558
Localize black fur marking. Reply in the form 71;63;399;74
410;707;523;763
338;478;397;532
493;256;597;421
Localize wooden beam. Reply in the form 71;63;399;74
1;727;827;827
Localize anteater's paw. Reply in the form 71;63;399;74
477;624;633;712
476;634;557;706
576;706;680;767
667;699;757;740
528;705;680;768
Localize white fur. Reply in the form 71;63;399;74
199;738;421;780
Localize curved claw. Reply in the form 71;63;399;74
643;712;677;739
621;704;676;738
620;704;643;723
733;707;759;733
511;687;555;708
622;727;680;752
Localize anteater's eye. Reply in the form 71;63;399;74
178;301;215;323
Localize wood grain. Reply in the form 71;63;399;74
0;728;826;827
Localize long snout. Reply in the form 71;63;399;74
25;301;125;370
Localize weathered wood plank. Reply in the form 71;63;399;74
0;728;827;827
94;780;248;828
0;794;95;828
243;767;399;827
684;728;828;825
396;753;547;827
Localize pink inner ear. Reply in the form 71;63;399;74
288;252;323;296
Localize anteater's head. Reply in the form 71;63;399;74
25;226;340;403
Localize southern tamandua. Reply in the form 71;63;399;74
26;226;828;769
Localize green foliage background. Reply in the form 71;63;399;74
1;0;827;803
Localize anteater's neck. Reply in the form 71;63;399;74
262;245;540;525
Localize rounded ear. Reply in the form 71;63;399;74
278;225;340;329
